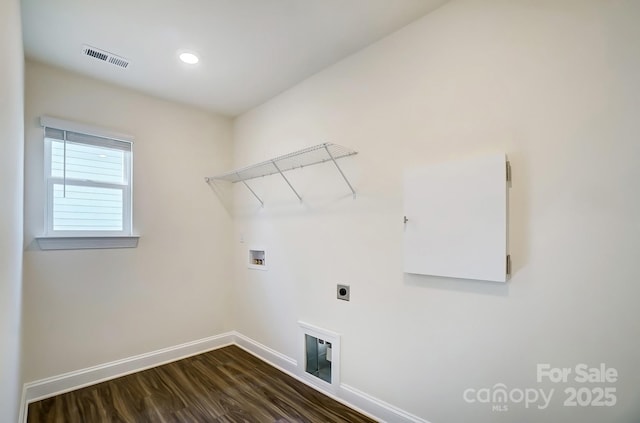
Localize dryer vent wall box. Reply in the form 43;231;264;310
403;153;510;282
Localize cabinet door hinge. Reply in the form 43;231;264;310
506;254;512;276
506;161;512;183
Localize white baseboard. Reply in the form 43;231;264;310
19;332;234;423
231;331;429;423
340;384;431;423
232;331;298;375
20;331;429;423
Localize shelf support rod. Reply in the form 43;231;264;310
272;160;302;202
324;145;356;199
237;173;264;207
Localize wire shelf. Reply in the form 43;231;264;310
209;143;356;183
206;143;358;205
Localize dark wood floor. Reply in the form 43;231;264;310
27;345;376;423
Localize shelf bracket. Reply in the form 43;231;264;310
241;180;264;207
209;173;265;207
324;144;356;199
272;160;302;202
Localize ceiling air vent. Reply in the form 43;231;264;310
82;45;130;69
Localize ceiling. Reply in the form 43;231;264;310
21;0;446;117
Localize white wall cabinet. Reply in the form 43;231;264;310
403;153;510;282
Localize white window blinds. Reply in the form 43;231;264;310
42;117;133;236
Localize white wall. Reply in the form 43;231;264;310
23;61;234;382
232;1;640;422
0;0;24;420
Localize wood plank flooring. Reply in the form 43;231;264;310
27;345;377;423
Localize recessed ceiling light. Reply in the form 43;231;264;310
179;52;199;65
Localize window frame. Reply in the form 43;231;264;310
36;116;138;250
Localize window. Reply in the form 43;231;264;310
38;116;137;250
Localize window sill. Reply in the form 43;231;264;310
35;236;140;250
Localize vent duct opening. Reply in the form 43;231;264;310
82;45;129;69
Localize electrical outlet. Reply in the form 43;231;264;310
337;284;350;301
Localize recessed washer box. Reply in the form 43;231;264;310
248;248;267;270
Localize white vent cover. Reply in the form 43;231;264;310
82;45;129;69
